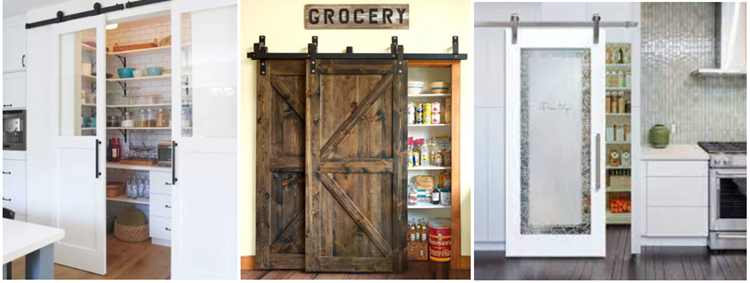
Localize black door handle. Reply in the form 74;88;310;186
165;227;171;231
172;141;178;184
22;55;25;67
165;205;171;208
2;198;10;201
2;171;10;175
3;104;12;107
165;182;171;186
95;139;102;178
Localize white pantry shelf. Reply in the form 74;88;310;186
106;162;170;172
407;94;451;98
408;166;451;171
107;127;170;130
107;75;171;82
408;203;451;209
606;64;631;68
606;87;631;91
606;211;631;224
106;104;171;108
107;194;149;205
408;124;451;127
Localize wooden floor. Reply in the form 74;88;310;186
242;261;470;280
10;235;170;280
476;226;747;280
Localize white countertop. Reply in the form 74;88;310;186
3;219;64;264
642;144;709;161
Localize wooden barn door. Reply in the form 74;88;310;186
256;60;308;269
306;59;408;272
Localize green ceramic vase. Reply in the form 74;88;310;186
649;124;670;148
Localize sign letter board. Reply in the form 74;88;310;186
304;4;409;29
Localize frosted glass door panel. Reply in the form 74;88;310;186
180;6;237;138
521;49;591;235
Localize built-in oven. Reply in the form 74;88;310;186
3;110;26;151
709;168;747;250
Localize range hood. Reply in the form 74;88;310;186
691;2;747;77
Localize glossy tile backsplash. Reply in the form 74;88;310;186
642;3;746;144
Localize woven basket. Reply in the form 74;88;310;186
114;221;150;242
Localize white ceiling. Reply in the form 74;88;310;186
4;0;72;18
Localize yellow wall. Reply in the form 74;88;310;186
240;0;472;257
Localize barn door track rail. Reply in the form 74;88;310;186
25;0;171;29
249;35;467;75
477;13;639;44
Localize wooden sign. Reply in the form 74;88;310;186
304;4;409;29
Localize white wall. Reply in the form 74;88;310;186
473;2;640;251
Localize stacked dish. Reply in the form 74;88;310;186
408;81;424;95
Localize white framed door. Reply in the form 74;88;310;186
505;29;606;257
50;15;107;274
170;0;238;279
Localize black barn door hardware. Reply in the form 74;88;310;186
26;0;171;29
95;139;102;178
478;14;638;45
249;35;467;75
171;141;178;185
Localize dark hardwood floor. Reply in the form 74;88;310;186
476;226;747;280
241;261;470;280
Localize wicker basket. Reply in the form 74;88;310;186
114;220;150;242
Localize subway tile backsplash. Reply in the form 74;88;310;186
641;3;747;144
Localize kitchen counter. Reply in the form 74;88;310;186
642;144;709;161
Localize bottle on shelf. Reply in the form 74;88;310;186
431;186;440;205
410;219;417;242
429;137;437;165
420;218;427;242
112;138;119;163
421;140;430;167
107;139;113;162
442;170;451;190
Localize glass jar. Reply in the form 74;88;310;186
156;108;168;127
107;116;121;127
122;112;135;127
146;109;156;127
138;109;147;127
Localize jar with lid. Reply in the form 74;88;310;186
107;116;121;127
122;112;135;127
138;109;148;127
156;108;169;127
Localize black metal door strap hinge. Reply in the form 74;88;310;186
249;35;467;75
592;13;601;44
26;0;171;29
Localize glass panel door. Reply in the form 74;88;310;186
59;28;99;137
505;29;605;257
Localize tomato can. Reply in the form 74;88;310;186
428;219;451;262
431;102;441;124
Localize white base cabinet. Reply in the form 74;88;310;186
3;154;27;221
3;14;26;73
149;171;172;246
3;72;26;109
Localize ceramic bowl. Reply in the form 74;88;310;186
132;70;143;77
429;82;451;94
117;68;135;78
408;81;424;95
147;67;163;76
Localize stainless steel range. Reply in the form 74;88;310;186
698;142;746;250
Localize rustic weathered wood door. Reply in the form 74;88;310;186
256;60;308;269
306;59;408;272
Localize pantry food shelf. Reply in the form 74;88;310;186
607;165;631;170
106;104;171;108
107;46;170;58
107;75;171;82
606;64;631;68
106;162;170;172
107;127;171;130
607;141;631;145
607;186;631;193
107;194;149;205
82;103;96;107
407;94;451;98
409;124;451;127
408;203;451;209
606;113;631;117
606;211;631;224
606;87;631;91
408;166;451;171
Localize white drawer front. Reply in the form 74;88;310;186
149;171;172;195
647;177;708;206
647;161;707;177
647;206;708;236
3;186;26;215
149;215;171;240
3;159;26;187
150;194;172;218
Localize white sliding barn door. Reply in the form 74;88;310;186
505;29;606;257
50;15;107;274
170;0;239;279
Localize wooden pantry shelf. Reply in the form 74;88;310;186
107;46;170;58
107;194;149;205
408;203;451;209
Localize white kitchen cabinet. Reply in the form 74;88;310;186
647;206;708;236
149;171;172;246
149;215;172;242
3;14;27;73
3;159;27;187
3;157;27;221
149;171;173;195
3;72;26;109
3;185;27;216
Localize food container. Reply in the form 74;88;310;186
422;103;432;125
429;82;450;94
431;102;441;124
440;189;451;206
117;68;135;78
146;109;156;127
138;109;148;127
408;81;424;95
415;104;423;124
132;70;143;77
407;102;415;124
107;116;121;127
156;109;168;127
122;112;135;127
428;219;451;262
147;67;163;76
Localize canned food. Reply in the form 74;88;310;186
422;103;432;124
407;102;415;124
428;219;451;262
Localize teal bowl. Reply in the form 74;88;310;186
117;68;134;78
147;67;163;76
